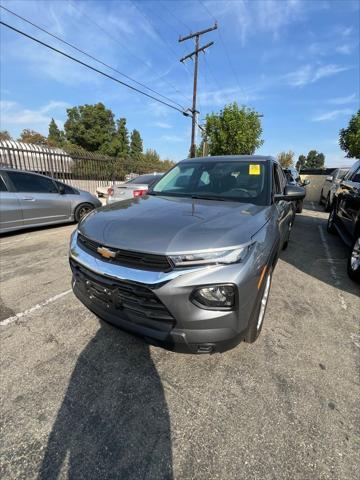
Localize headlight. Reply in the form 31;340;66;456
169;246;250;267
191;285;236;309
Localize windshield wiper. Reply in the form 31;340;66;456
191;195;226;201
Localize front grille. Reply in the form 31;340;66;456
70;259;175;328
77;233;173;272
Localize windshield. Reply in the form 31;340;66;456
126;175;158;184
152;160;269;205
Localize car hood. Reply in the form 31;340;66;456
78;195;271;254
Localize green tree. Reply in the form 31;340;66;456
339;110;360;158
18;129;47;145
296;154;306;171
47;118;64;147
64;103;115;152
101;118;129;157
0;130;12;141
277;151;294;168
130;129;143;158
201;103;263;156
296;151;325;169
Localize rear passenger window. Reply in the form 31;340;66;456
7;172;58;193
0;176;7;192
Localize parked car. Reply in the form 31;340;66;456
327;160;360;282
0;168;101;234
106;173;163;205
283;167;310;213
69;155;305;353
319;167;349;211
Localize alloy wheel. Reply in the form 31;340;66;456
257;272;271;330
350;238;360;272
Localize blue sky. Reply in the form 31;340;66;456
0;0;359;166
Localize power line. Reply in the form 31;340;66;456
69;0;191;105
197;0;242;90
0;4;188;111
130;0;193;81
0;21;192;117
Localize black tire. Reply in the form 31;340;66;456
347;236;360;283
327;207;337;234
74;203;94;223
296;200;303;214
244;267;273;343
324;194;331;212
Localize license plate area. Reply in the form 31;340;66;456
85;279;123;310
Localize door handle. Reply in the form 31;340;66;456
22;197;35;201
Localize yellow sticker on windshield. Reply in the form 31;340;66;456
249;164;261;175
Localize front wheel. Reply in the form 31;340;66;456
327;207;337;234
347;236;360;283
324;194;331;212
296;200;303;214
244;268;272;343
74;203;94;223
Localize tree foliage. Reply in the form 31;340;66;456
130;129;143;158
0;130;12;141
296;150;325;169
201;103;264;156
295;154;306;171
18;129;47;145
64;103;115;152
277;151;294;168
48;118;64;147
339;110;360;159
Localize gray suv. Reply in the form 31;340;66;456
69;156;305;353
0;168;101;233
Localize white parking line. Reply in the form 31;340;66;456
318;226;347;310
0;290;72;327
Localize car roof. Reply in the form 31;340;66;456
180;155;275;163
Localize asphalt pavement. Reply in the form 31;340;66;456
0;203;359;479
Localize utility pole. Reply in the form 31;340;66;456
179;23;217;158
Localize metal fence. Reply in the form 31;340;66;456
0;140;145;192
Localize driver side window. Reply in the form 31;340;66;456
273;165;283;194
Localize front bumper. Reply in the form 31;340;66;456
69;231;262;353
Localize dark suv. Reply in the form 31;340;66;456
327;159;360;282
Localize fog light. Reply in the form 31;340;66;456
191;285;235;309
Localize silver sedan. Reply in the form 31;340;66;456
106;174;163;205
0;168;101;233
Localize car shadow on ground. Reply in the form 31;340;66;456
280;206;359;297
39;323;173;480
0;222;75;239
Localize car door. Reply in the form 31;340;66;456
6;171;71;226
273;164;291;247
337;162;360;238
0;172;24;232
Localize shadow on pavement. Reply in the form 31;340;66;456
280;206;359;297
39;324;173;480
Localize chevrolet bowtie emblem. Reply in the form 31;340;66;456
97;246;116;259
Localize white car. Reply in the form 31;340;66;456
106;174;163;205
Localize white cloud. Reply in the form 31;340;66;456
0;100;70;134
285;64;351;87
335;44;353;55
328;93;358;105
161;134;185;143
198;87;260;107
153;122;172;129
312;109;353;122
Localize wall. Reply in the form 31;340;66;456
300;174;327;202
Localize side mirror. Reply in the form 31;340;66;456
302;179;310;186
58;184;65;194
274;185;306;202
326;175;333;182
